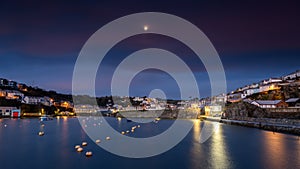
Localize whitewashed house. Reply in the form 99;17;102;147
213;94;227;104
252;100;288;108
22;96;43;104
204;104;222;116
261;78;282;85
250;83;259;88
133;97;144;102
282;70;300;80
243;88;260;97
40;97;53;106
6;90;24;100
0;106;19;117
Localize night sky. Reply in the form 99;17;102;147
0;0;299;99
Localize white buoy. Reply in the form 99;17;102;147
77;147;83;152
85;151;93;157
96;139;101;144
126;130;130;133
75;145;81;149
82;142;88;146
106;136;111;140
4;124;7;127
38;131;44;136
137;125;140;128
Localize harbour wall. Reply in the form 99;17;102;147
220;118;300;135
116;109;200;119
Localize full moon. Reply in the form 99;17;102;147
143;25;148;31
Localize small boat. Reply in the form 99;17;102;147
82;142;88;146
106;137;111;140
75;145;81;149
38;131;44;136
96;139;101;144
77;147;83;152
121;131;125;135
40;115;53;122
154;117;161;123
85;151;93;157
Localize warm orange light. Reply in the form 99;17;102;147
63;116;68;121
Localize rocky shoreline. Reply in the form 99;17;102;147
199;116;300;135
218;101;300;135
220;118;300;135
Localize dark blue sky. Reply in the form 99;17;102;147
0;0;299;99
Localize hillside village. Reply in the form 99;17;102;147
0;70;299;118
0;79;172;117
200;70;300;117
0;79;75;117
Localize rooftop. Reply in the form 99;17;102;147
254;100;282;105
285;98;300;103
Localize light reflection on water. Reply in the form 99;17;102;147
61;116;69;146
188;119;203;169
190;120;232;169
0;118;299;169
209;123;231;169
261;131;299;169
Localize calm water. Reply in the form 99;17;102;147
0;117;299;169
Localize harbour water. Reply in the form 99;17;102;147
0;117;299;169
